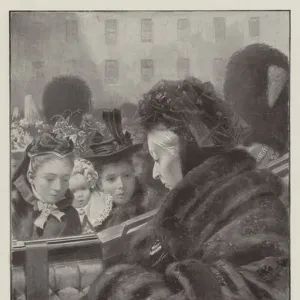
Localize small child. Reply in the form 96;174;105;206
69;158;113;234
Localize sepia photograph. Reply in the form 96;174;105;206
10;10;290;300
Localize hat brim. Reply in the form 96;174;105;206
84;143;143;161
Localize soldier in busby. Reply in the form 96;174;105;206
42;75;92;127
224;43;289;209
224;43;289;165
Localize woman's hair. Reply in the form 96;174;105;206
29;153;75;177
147;124;181;157
71;158;98;189
147;124;225;176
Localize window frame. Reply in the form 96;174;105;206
105;19;118;45
248;17;260;38
177;58;190;79
105;59;119;84
141;59;154;82
32;60;45;79
177;18;190;41
65;19;78;42
141;18;153;43
213;17;226;42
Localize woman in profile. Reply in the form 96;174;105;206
11;132;81;241
85;78;289;300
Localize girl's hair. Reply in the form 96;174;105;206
29;153;75;177
92;155;134;179
72;158;98;189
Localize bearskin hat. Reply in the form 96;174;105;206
42;75;92;126
224;43;289;154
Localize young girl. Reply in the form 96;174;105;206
11;132;81;241
69;158;113;234
85;109;145;231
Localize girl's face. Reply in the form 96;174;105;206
99;161;136;206
147;132;183;190
29;157;73;204
69;173;92;208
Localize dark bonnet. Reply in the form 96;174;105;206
12;132;74;182
137;76;251;149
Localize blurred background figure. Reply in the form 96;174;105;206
24;94;42;125
224;43;289;161
224;43;289;210
12;105;24;122
42;75;93;127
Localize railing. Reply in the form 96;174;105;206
11;209;158;300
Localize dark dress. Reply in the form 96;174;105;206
12;174;81;241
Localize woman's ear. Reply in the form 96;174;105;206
27;170;34;184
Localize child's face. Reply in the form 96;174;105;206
69;173;92;208
99;161;136;206
30;157;73;204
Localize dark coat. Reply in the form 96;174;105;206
12;174;81;240
95;183;145;232
86;149;289;300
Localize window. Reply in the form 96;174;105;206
177;58;190;79
213;58;226;82
141;59;154;81
249;17;260;38
32;61;44;79
177;19;190;41
105;19;118;44
213;17;226;41
141;19;153;42
66;19;78;42
105;60;118;83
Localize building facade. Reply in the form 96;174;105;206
10;11;290;109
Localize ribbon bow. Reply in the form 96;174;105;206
77;207;87;216
34;201;65;229
76;207;88;224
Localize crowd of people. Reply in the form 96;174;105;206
11;43;289;299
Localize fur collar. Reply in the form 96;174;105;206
154;148;285;261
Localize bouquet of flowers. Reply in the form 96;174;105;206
11;109;109;157
50;110;107;157
11;119;34;151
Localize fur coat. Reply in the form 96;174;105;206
85;148;289;300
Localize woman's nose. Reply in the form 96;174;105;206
152;163;160;180
115;177;124;189
52;178;62;191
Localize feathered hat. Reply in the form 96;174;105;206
85;109;143;161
